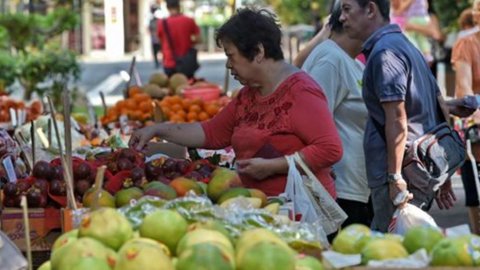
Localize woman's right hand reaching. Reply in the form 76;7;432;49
129;124;160;151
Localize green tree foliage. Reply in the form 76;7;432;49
433;0;471;31
266;0;332;25
0;6;80;102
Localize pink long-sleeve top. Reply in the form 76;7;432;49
201;72;342;197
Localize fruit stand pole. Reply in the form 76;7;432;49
20;196;33;270
47;96;77;210
123;56;137;99
63;93;73;186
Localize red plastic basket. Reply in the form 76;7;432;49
183;86;221;101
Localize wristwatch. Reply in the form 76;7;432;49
387;173;403;183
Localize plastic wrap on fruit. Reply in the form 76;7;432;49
273;221;328;259
118;196;166;229
163;194;216;222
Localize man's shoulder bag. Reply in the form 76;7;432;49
373;97;466;209
163;19;199;78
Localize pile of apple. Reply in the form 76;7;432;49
331;223;480;267
38;206;324;270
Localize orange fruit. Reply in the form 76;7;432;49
170;114;185;123
128;86;143;97
133;93;151;103
188;104;202;113
181;99;192;110
170;95;182;105
186;111;198;121
198;111;209;121
125;99;137;110
205;104;219;117
171;103;183;112
176;110;186;119
139;101;153;113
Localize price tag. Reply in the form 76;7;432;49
3;156;17;183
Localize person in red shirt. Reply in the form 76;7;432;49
130;8;342;198
157;0;201;77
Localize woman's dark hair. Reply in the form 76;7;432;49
329;0;344;33
215;8;284;61
356;0;390;21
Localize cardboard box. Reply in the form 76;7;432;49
1;207;61;251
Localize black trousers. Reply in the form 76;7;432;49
327;198;373;243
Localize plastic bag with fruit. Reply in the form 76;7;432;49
388;203;439;235
283;152;347;235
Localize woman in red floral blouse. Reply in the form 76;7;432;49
129;8;343;197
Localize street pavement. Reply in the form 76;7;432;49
78;54;471;230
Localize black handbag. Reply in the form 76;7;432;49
162;19;199;78
373;98;466;209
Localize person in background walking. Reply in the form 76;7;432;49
339;0;455;232
390;0;436;63
451;0;480;234
157;0;201;77
297;0;371;227
148;4;162;69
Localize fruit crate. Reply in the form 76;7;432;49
0;207;61;251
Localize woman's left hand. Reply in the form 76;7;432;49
236;158;273;181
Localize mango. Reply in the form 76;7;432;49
52;229;78;252
139;209;188;255
237;242;296;270
177;228;234;256
83;188;116;208
207;168;242;202
51;237;117;270
176;243;235;270
235;228;291;263
248;188;268;206
361;239;408;265
144;181;177;200
115;187;144;207
295;254;324;270
79;208;133;250
116;237;174;270
37;261;51;270
187;220;233;242
403;226;444;254
217;187;251;204
169;177;203;196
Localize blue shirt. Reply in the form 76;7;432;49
362;24;442;188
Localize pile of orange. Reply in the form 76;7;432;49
0;97;42;123
158;95;224;123
101;86;154;125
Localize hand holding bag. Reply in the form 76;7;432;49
283;152;347;235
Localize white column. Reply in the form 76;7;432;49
104;0;125;58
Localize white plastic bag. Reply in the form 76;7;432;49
388;203;439;235
282;153;347;235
